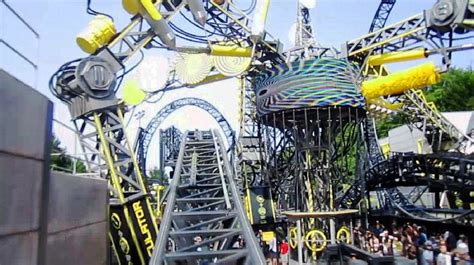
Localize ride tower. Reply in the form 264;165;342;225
252;1;365;261
256;56;365;261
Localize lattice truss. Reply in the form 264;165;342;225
236;77;264;189
74;107;147;196
159;126;183;169
152;130;264;264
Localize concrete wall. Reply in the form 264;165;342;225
45;172;108;265
0;68;52;265
0;69;108;265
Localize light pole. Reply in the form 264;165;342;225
134;110;145;128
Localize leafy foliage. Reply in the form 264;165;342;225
50;134;86;173
424;68;474;112
148;167;169;186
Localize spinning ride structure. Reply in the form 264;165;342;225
47;0;474;263
256;57;368;261
254;0;474;260
256;57;371;262
257;58;366;213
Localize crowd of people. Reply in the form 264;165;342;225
190;222;471;264
354;220;472;264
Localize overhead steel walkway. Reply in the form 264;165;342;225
150;130;265;265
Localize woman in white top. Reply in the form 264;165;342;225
437;241;452;265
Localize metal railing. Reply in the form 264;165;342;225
52;118;102;178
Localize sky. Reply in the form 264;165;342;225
1;0;473;169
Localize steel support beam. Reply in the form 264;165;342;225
151;130;265;264
369;0;397;33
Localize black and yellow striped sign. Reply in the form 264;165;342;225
110;194;157;264
247;186;275;225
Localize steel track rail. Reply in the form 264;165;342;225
151;130;265;264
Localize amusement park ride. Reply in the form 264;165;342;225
48;0;474;263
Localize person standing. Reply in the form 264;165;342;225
374;220;384;236
279;239;289;265
393;234;403;257
445;232;457;252
164;165;174;182
194;236;209;265
256;230;268;259
256;230;263;246
421;241;434;265
437;241;452;265
269;236;278;265
454;242;471;265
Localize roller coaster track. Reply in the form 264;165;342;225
402;89;474;152
139;97;236;174
366;152;474;191
340;152;474;204
341;151;474;222
369;0;397;33
339;89;474;216
337;118;384;209
151;130;265;265
379;188;474;224
407;186;429;204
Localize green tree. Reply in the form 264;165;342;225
148;167;168;186
425;68;474;112
50;134;86;173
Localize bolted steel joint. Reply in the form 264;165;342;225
425;0;472;33
430;0;455;27
76;56;117;99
